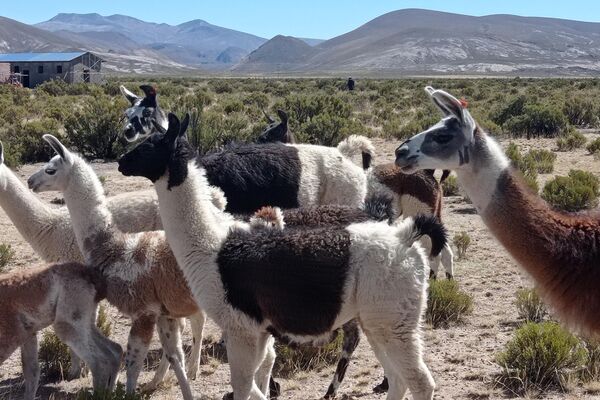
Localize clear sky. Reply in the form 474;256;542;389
4;0;600;40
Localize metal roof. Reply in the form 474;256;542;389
0;52;87;62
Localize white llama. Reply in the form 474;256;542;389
118;113;441;400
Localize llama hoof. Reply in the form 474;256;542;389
223;392;234;400
446;272;454;280
372;376;389;394
269;378;281;398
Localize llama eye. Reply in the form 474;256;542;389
434;134;453;144
45;169;56;175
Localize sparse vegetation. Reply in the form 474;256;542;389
453;231;471;259
0;243;15;272
515;288;547;323
442;175;460;196
523;149;556;174
273;331;343;378
496;322;587;393
426;279;473;328
557;130;587;151
586;138;600;155
542;169;600;211
76;383;149;400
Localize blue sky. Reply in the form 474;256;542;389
5;0;600;39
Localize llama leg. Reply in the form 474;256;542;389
125;314;156;394
68;349;86;379
362;331;406;399
441;243;454;280
146;353;171;391
89;327;122;391
156;316;193;400
324;321;360;399
254;335;276;396
21;336;39;400
226;333;268;400
382;333;434;400
186;310;206;379
429;254;441;280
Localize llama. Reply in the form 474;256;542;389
28;136;208;400
395;86;600;335
252;119;455;279
121;84;168;142
122;85;369;213
118;112;444;400
0;142;205;385
0;262;121;400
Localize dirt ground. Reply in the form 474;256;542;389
1;133;600;400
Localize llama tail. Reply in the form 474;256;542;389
397;214;447;257
337;135;375;169
363;193;397;222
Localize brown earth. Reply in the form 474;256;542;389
1;133;600;400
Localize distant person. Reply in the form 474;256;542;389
347;77;355;91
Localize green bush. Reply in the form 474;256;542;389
505;143;540;192
0;243;15;272
453;231;471;259
563;98;599;127
64;96;127;160
274;330;343;378
586;138;600;155
542;170;600;211
496;321;587;392
556;131;587;151
426;279;473;328
515;288;547;323
442;175;460;196
523;149;556;174
503;104;568;138
76;383;149;400
7;119;61;164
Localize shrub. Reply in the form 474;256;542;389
496;321;587;392
563;98;599;127
273;331;343;377
556;131;587;151
426;279;473;328
542;170;600;211
453;231;471;259
504;104;568;138
515;288;547;323
523;149;556;174
490;95;527;126
442;175;460;196
76;383;149;400
64;96;127;160
586;138;600;155
0;243;15;272
10;119;61;164
39;304;111;381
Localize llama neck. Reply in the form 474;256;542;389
62;160;122;265
456;133;600;331
154;164;231;263
0;164;58;244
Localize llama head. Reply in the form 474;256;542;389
395;86;477;173
256;109;294;144
27;135;76;193
120;84;168;142
118;112;193;189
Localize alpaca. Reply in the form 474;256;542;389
122;85;369;213
395;86;600;335
28;137;207;400
0;142;206;385
0;262;121;400
118;113;444;400
252;120;455;280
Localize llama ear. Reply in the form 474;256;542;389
179;113;190;138
277;109;288;125
120;85;139;106
430;89;465;124
139;85;157;98
43;134;73;164
262;109;275;124
0;142;4;165
165;113;181;143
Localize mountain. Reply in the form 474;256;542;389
234;35;319;72
36;13;267;69
0;16;81;52
235;9;600;75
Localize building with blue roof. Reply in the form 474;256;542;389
0;51;102;88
